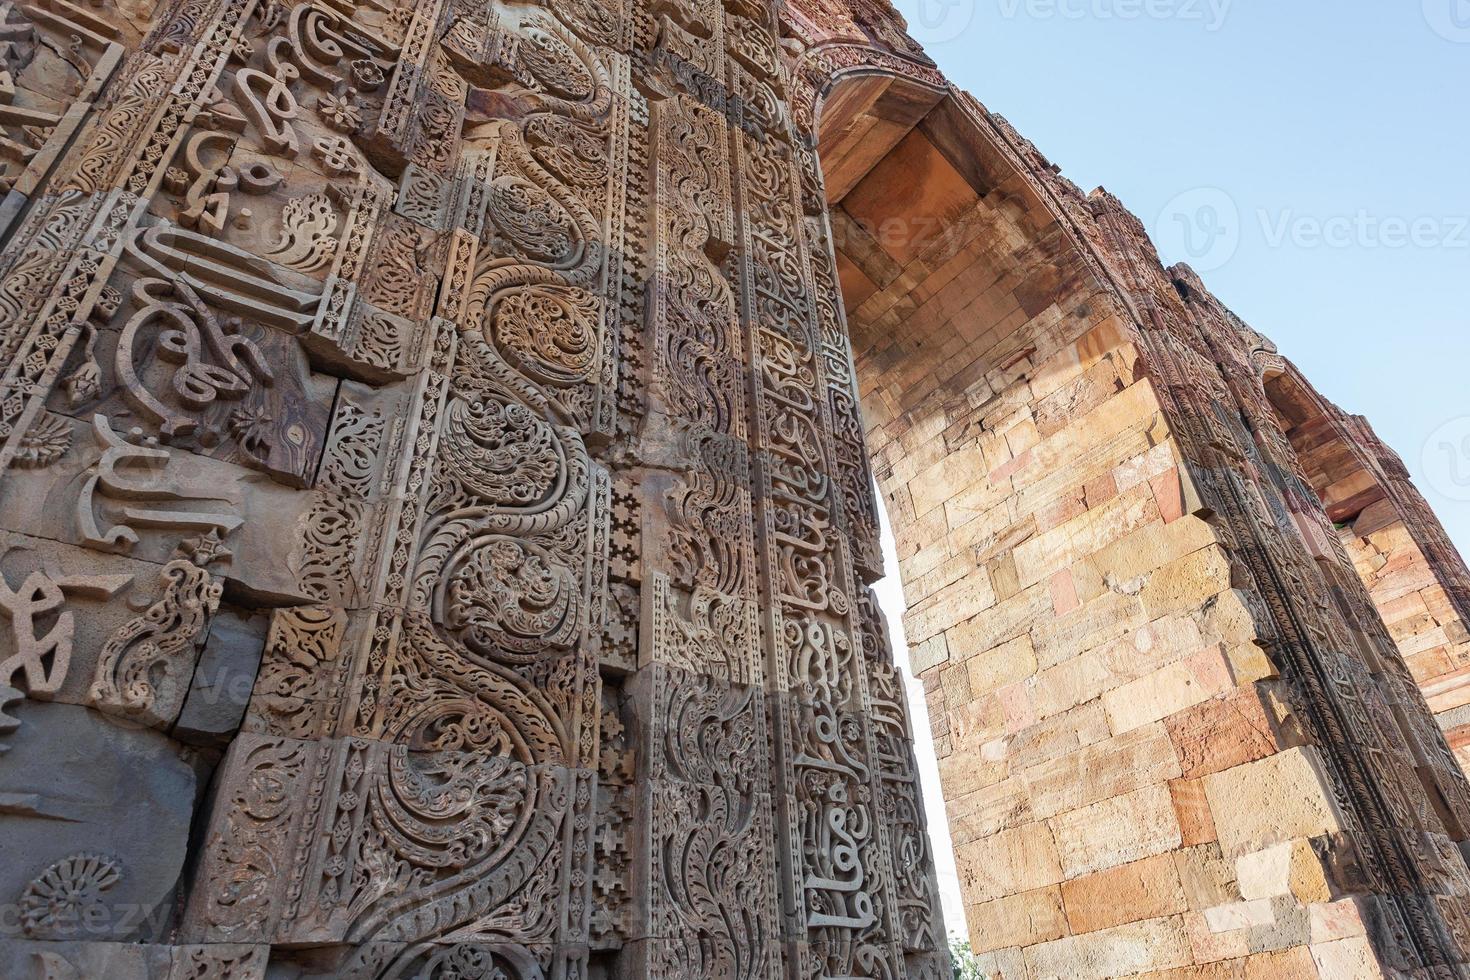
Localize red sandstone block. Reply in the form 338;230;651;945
1050;568;1079;615
1170;777;1219;846
1059;852;1188;935
1165;686;1279;781
1152;467;1186;524
1084;471;1119;509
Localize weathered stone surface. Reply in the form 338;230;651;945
173;605;268;747
0;0;1463;976
0;702;197;943
1059;852;1188;935
1202;748;1345;858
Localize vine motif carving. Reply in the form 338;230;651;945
88;558;223;730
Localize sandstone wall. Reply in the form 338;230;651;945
831;80;1470;980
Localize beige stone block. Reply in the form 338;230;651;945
1183;909;1249;964
1007;700;1110;771
1235;842;1293;901
1102;644;1235;735
910;632;950;675
941;661;973;711
966;886;1068;952
1080;511;1218;591
1024;914;1190;980
946;581;1053;658
905;568;997;644
1133;962;1245;980
1030;589;1149;671
1203;898;1275;933
1014;482;1159;590
1059;852;1187;935
1022;723;1182;819
1114;440;1178;494
1309;938;1380;979
989;551;1023;601
1201;588;1270;649
909;446;987;517
966;634;1038;695
1013;379;1166;493
955;821;1063;903
1308;898;1368;944
1140;545;1232;619
1174;844;1239;909
947;778;1035;845
1031;614;1206;720
938;740;1007;799
1245;946;1320;980
972;945;1029;980
1050;783;1182;877
1288;840;1333;903
1202;747;1345;858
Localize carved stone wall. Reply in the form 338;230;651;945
0;0;951;976
0;0;1467;978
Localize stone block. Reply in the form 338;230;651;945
1102;645;1235;735
0;701;198;943
1243;945;1319;979
1236;842;1293;901
0;940;172;979
1140;546;1232;620
1050;783;1182;878
1174;843;1240;910
945;778;1034;845
1171;778;1219;847
1165;685;1280;781
965;886;1067;952
1024;914;1191;980
173;604;269;747
1022;722;1182;820
1202;748;1345;858
1309;937;1379;978
954;821;1062;903
0;414;316;604
1059;852;1187;935
965;634;1037;696
1308;898;1368;944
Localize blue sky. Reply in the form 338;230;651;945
886;0;1470;554
872;0;1470;939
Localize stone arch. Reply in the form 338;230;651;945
1258;355;1470;772
795;23;1470;978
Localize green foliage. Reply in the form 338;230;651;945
949;935;984;980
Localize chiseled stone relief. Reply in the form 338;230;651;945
0;0;1467;977
0;0;949;975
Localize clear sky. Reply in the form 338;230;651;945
869;0;1470;941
